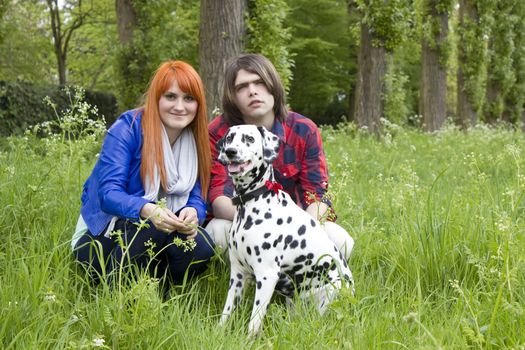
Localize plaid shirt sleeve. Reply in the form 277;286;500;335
297;120;330;205
208;116;234;205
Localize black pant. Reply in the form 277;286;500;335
73;219;215;284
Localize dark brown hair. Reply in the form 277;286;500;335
222;54;288;125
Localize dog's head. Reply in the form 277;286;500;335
218;125;280;183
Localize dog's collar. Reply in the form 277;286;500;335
232;180;283;206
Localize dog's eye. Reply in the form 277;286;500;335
226;135;233;143
246;136;255;143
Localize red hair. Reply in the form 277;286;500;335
138;61;211;199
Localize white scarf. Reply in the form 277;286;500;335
144;125;198;212
71;126;198;248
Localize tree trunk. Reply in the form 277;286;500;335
115;0;137;45
353;21;387;135
46;0;84;86
199;0;247;121
456;0;478;129
420;4;449;132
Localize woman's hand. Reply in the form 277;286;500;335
177;207;199;239
140;203;185;233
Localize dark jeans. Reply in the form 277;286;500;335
73;219;215;284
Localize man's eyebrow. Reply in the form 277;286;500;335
234;78;264;89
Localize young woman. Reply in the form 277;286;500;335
72;60;214;284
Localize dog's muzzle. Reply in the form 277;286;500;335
219;147;253;176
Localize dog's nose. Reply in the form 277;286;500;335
225;148;237;159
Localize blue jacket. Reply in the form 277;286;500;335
80;109;206;236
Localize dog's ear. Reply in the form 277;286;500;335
257;126;280;163
216;134;228;165
217;134;226;153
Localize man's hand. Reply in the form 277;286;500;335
305;201;329;221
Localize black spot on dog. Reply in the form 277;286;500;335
298;225;306;236
290;240;299;249
257;281;262;289
287;217;292;224
284;235;293;245
246;246;252;255
243;216;253;230
301;239;307;249
255;219;263;225
277;218;283;225
264;212;272;219
256;299;260;306
252;208;260;214
254;245;261;256
294;255;306;263
310;219;316;227
282;200;288;206
264;233;271;238
262;242;271;250
273;235;283;247
236;281;242;288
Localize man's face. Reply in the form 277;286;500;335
233;69;275;126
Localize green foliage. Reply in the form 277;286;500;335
0;1;55;83
483;0;519;122
247;0;293;92
0;80;117;136
115;0;199;110
354;0;414;50
419;0;455;67
456;0;491;114
286;0;354;125
383;63;410;125
66;0;117;92
2;119;525;346
505;1;525;124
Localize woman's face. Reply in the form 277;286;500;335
158;79;198;143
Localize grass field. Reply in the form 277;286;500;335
1;103;524;349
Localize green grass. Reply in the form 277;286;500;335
1;118;525;349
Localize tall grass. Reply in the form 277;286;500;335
1;96;524;348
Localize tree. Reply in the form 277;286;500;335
419;0;453;132
506;1;525;129
351;0;412;135
45;0;91;85
65;0;116;91
484;0;516;124
456;0;488;129
199;0;247;120
115;0;199;110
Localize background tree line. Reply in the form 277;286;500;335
1;0;525;134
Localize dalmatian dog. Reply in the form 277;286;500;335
217;125;353;336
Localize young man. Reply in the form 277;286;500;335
206;53;353;259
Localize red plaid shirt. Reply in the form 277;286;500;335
208;112;332;212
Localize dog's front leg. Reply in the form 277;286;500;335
220;261;247;325
247;272;279;337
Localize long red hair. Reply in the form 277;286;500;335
138;61;210;199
